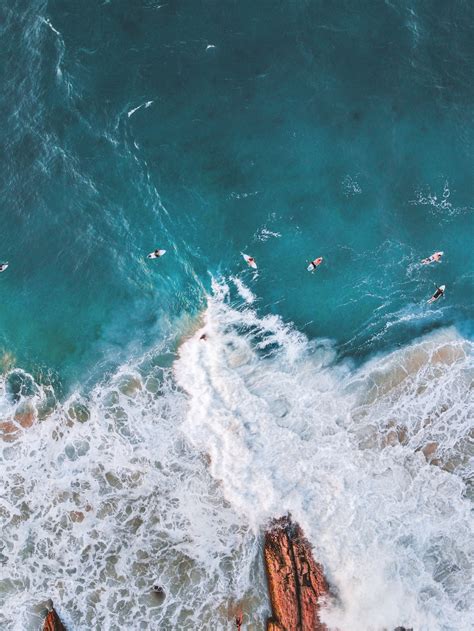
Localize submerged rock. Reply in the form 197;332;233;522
43;602;66;631
264;516;329;631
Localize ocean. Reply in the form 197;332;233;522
0;1;472;629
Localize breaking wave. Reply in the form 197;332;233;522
0;279;472;630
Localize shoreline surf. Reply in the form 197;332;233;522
1;281;472;630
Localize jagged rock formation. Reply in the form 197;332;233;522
43;604;66;631
264;516;329;631
235;611;243;630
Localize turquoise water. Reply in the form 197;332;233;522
1;3;473;630
0;0;472;389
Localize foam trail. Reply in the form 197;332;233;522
231;275;256;304
128;104;143;118
128;101;154;118
42;18;61;37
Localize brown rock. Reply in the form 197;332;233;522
235;610;243;630
0;402;36;442
264;516;329;631
43;605;66;631
421;441;438;461
69;510;85;523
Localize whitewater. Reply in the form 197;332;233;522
0;279;472;631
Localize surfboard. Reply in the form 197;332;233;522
307;257;323;271
0;263;9;273
427;285;445;303
421;251;444;265
242;253;257;269
147;250;166;259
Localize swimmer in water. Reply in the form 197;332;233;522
421;251;443;265
427;285;445;304
307;256;323;271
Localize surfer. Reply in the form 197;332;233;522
242;253;257;269
147;249;166;259
0;262;8;272
427;285;445;304
307;257;323;271
421;251;443;265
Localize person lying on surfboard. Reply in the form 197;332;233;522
427;285;445;304
242;253;257;269
147;249;166;259
421;251;443;265
307;257;323;271
0;262;8;272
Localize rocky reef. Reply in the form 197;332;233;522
43;603;66;631
264;516;329;631
37;517;414;630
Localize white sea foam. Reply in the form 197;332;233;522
128;105;142;118
40;16;66;81
0;280;472;630
0;360;265;629
229;191;260;200
342;174;362;196
230;276;256;304
42;18;61;37
410;180;471;219
254;227;282;242
175;280;473;631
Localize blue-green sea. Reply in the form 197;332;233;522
0;2;473;630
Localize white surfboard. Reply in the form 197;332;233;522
242;253;257;269
427;284;445;304
147;249;166;259
0;262;9;273
307;257;323;272
421;251;444;265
